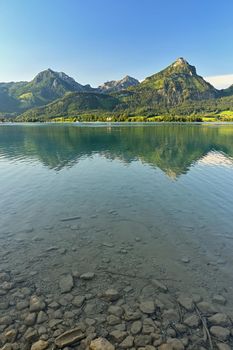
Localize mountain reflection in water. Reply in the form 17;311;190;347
0;123;233;177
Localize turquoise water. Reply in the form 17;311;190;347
0;123;233;309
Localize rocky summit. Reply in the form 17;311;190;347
98;75;139;93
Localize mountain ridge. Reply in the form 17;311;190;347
1;58;233;121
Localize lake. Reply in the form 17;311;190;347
0;123;233;348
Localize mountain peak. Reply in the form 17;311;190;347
173;57;188;66
98;75;139;93
139;58;218;104
169;57;196;75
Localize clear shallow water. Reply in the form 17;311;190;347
0;123;233;312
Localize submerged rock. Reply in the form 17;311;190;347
139;300;155;314
130;320;142;335
167;338;185;349
208;313;231;327
183;314;200;328
196;301;217;314
216;343;231;350
55;327;86;347
30;296;46;312
89;337;115;350
103;288;120;301
177;296;194;311
0;315;12;326
72;295;85;307
59;274;74;293
80;272;95;280
110;330;127;343
210;326;230;341
119;335;134;348
31;340;48;350
212;294;226;305
151;279;168;292
4;329;18;343
162;308;180;322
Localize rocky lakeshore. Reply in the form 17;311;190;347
0;269;232;350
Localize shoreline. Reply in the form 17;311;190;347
0;268;232;349
1;121;233;126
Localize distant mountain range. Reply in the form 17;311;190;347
1;58;233;121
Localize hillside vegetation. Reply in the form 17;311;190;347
1;58;233;122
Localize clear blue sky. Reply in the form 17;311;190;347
0;0;233;87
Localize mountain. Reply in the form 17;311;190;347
98;75;139;93
2;58;233;121
120;58;219;110
0;69;93;113
17;92;120;121
221;84;233;97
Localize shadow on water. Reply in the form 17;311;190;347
0;123;233;176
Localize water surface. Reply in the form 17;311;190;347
0;123;233;311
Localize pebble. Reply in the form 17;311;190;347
37;311;47;324
119;335;134;348
0;345;13;350
102;242;115;248
59;274;74;293
85;318;96;326
16;300;29;310
31;340;48;350
103;288;120;301
181;257;190;263
4;329;17;343
89;337;115;350
30;296;46;312
108;305;124;317
25;313;37;326
210;326;230;341
131;320;142;335
167;338;185;350
72;295;85;307
134;334;151;347
196;301;217;314
208;313;231;327
107;314;121;325
80;272;95;280
162;309;180;322
0;302;9;310
183;314;200;328
45;246;59;252
55;327;86;347
48;301;60;309
38;326;47;335
0;316;12;326
24;328;38;343
177;296;194;311
139;301;155;314
110;330;127;343
151;279;168;292
213;294;226;305
216;343;231;350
